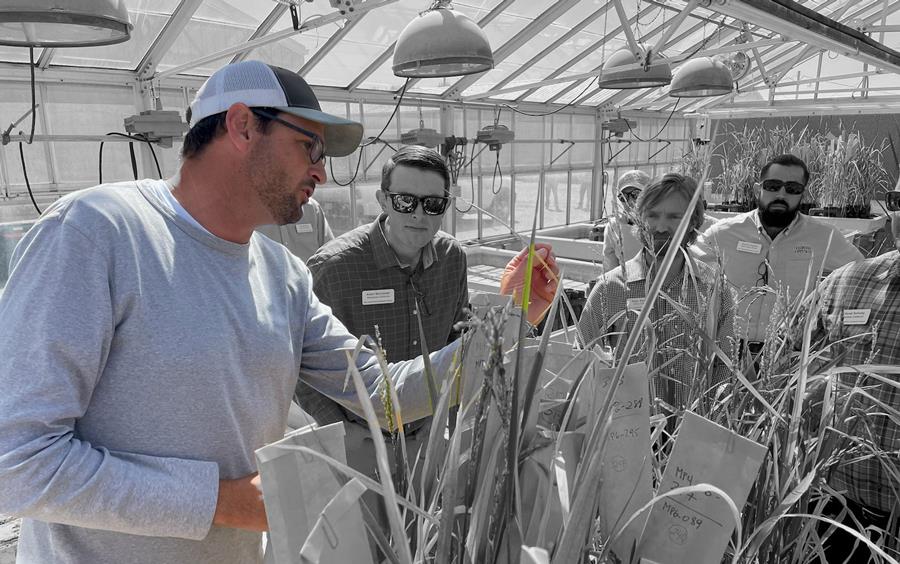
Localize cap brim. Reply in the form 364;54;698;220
279;107;363;157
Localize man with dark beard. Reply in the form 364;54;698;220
695;154;862;351
579;173;736;411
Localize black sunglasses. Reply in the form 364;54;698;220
761;179;805;195
384;190;450;216
886;191;900;211
250;108;325;164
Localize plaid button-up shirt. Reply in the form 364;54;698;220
815;250;900;513
578;251;736;409
297;215;468;426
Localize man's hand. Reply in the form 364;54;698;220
213;473;269;532
500;243;560;325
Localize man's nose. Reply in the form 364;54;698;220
309;158;327;185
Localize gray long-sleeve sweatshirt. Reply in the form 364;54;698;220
0;180;457;564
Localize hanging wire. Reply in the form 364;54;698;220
18;142;41;215
501;79;596;117
455;138;478;213
625;98;681;142
329;77;411;186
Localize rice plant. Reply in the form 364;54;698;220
278;184;899;564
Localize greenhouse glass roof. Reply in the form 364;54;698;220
1;0;898;117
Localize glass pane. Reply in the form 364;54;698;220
481;173;511;238
514;173;540;232
156;0;277;76
544;170;568;226
570;169;593;223
50;1;176;69
454;176;479;240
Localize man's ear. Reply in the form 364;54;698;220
375;189;388;212
223;103;255;153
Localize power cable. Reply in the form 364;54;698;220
329;77;410;186
18;142;41;215
500;79;596;117
625;98;680;141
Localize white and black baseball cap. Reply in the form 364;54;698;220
188;60;363;157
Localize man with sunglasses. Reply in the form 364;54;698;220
602;169;651;271
0;61;466;564
297;145;468;482
695;154;862;354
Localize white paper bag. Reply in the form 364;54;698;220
256;422;374;564
638;411;766;564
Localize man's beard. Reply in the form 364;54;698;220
248;145;307;225
758;198;799;228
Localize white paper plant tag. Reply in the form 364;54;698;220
736;241;762;254
843;309;871;325
361;289;395;305
638;411;766;564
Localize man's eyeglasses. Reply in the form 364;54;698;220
384;190;450;216
250;108;325;164
761;179;805;195
757;257;769;286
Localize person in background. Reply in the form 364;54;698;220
296;145;468;481
580;173;735;412
807;202;900;562
256;197;333;262
694;154;862;358
602;169;651;271
0;60;463;564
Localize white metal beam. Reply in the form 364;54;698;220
489;4;612;93
231;5;289;64
298;14;365;76
155;0;398;80
36;48;55;70
136;0;205;79
514;4;657;103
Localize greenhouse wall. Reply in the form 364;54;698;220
0;80;692;241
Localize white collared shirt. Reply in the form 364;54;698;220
694;210;863;341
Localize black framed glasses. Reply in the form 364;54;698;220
383;190;450;216
761;179;805;195
250;108;325;164
757;257;769;286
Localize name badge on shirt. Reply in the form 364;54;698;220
843;309;870;325
793;244;813;258
626;297;645;311
736;241;763;254
362;289;395;305
294;223;313;234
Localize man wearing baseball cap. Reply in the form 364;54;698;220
602;169;651;271
0;61;461;564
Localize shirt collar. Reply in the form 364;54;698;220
753;208;803;240
624;251;649;283
371;213;437;271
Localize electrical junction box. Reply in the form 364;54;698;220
601;117;636;137
476;124;515;151
400;127;444;148
124;110;188;148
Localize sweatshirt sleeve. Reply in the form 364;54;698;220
297;275;460;427
0;218;219;540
